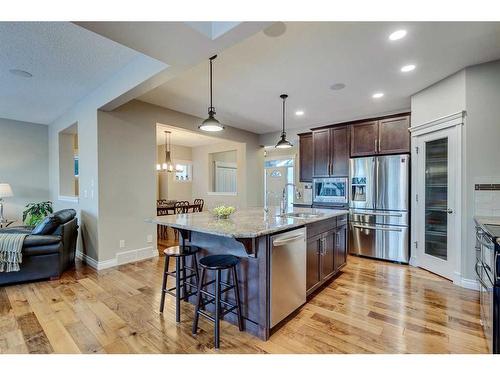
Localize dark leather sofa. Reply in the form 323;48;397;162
0;209;78;286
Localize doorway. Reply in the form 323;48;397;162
413;126;460;280
264;157;294;210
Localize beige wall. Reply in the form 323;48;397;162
91;100;263;265
97;111;157;262
58;132;78;197
0;118;49;224
157;144;193;201
192;141;246;209
109;100;264;207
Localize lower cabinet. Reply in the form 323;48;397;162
306;216;347;295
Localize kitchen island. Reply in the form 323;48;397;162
150;207;348;340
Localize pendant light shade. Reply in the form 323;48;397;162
275;94;292;149
199;55;224;132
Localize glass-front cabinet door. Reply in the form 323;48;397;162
415;127;457;280
424;137;449;261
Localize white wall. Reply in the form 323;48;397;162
410;60;500;281
0;118;49;223
410;70;466;127
464;60;500;280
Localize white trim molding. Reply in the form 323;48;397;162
76;246;159;271
410;111;466;288
409;111;466;137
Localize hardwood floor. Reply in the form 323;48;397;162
0;251;487;354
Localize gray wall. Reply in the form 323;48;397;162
0;118;49;223
464;60;500;280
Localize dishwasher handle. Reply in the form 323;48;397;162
272;234;305;247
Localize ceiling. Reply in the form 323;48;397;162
0;22;141;124
139;22;500;134
157;123;228;147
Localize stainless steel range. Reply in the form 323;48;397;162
349;154;410;263
475;220;500;353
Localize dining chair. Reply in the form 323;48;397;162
193;199;204;212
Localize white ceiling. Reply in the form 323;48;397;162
139;22;500;134
156;123;225;147
0;22;141;124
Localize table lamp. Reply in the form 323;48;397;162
0;183;14;222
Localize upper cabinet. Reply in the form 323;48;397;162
298;133;313;182
312;125;349;178
298;113;410;183
350;115;410;157
350;120;378;156
378;115;411;154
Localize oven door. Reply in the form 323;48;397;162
313;178;347;204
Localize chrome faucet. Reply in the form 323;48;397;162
281;183;298;215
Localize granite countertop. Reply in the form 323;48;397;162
474;215;500;227
474;216;500;245
148;207;348;238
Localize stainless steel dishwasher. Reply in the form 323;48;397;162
270;227;307;328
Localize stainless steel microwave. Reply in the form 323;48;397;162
312;177;348;204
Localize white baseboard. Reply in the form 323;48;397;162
458;277;479;291
76;246;159;271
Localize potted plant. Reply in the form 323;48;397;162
23;201;53;227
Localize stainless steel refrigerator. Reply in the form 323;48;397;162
349;154;410;263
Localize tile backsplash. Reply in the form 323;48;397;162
474;177;500;217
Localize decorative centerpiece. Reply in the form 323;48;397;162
212;205;235;219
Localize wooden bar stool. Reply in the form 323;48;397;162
192;254;243;349
159;244;200;323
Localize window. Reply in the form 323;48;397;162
208;150;237;195
174;161;192;182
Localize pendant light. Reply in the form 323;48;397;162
199;55;224;132
157;131;182;172
275;94;293;149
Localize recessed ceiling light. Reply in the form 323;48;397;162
389;29;407;41
263;22;286;38
295;110;304;116
9;69;32;78
401;64;416;72
372;92;384;99
330;83;346;91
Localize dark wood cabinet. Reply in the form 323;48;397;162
298;133;313;182
306;216;348;295
312;125;349;178
378;116;410;154
320;230;335;279
312;129;330;177
330;126;349;176
334;224;347;272
350;115;410;157
306;235;321;291
350;120;378;157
